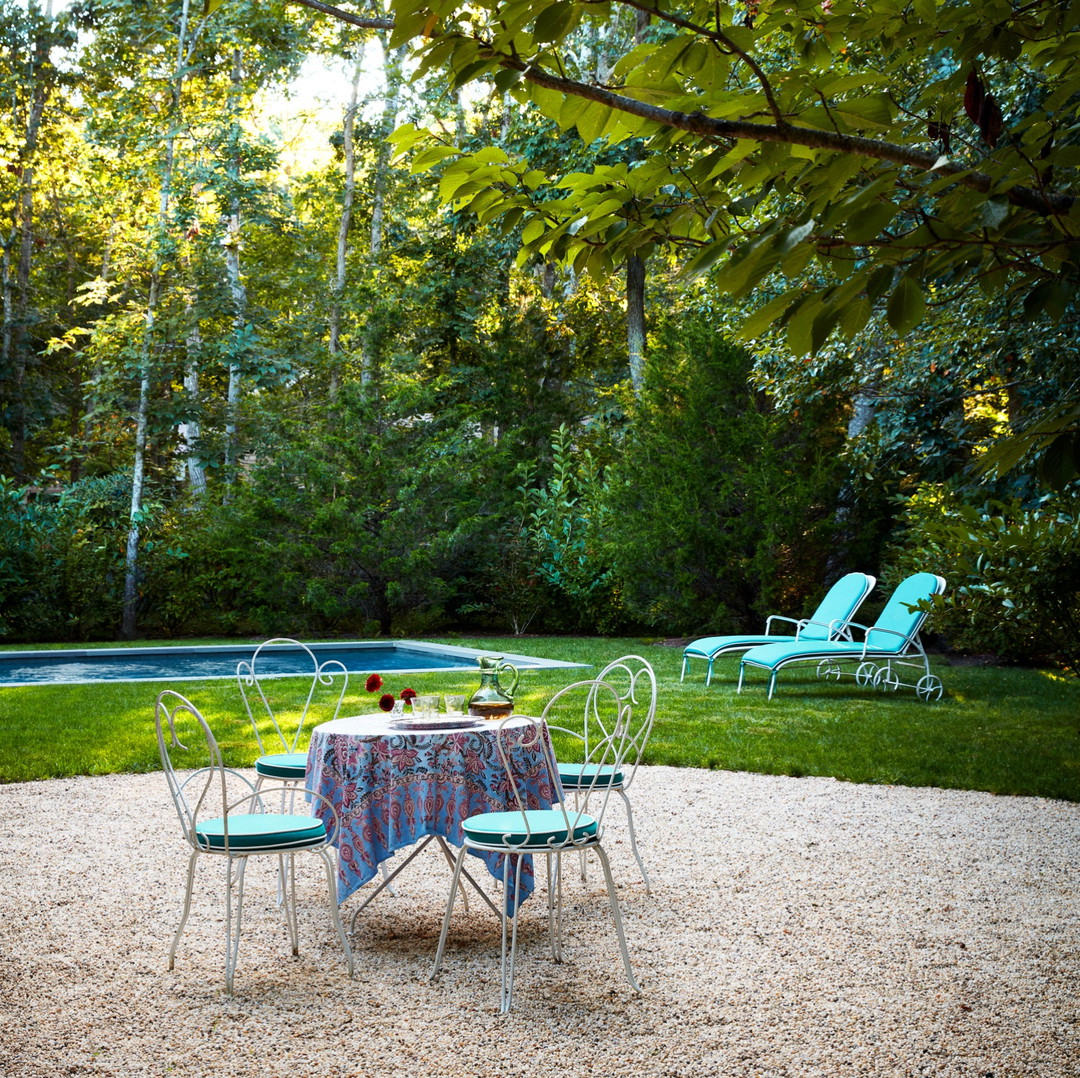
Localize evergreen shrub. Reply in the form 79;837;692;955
603;324;844;635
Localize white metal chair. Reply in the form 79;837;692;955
545;655;657;892
430;680;643;1013
155;690;354;994
237;638;348;792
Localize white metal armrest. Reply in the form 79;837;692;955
855;623;916;658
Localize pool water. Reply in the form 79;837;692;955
0;641;585;687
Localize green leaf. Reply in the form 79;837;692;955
845;202;898;243
681;240;730;278
980;198;1010;229
886;276;925;335
737;291;800;340
533;2;576;44
782;218;816;251
865;264;896;303
837;294;873;339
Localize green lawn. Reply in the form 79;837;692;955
1;635;1077;802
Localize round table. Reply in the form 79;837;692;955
306;714;560;911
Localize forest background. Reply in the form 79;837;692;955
1;0;1079;668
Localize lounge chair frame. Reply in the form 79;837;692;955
737;573;946;702
681;572;875;685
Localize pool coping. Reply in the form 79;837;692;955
0;640;589;687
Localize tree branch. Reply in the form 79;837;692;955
288;1;1075;218
288;0;393;32
497;57;1074;217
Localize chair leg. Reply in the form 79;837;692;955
706;656;714;687
500;854;526;1014
430;844;468;981
280;853;299;956
316;848;354;978
737;662;745;693
680;654;688;682
545;851;564;964
168;850;199;971
593;843;640;995
616;788;652;894
224;857;248;994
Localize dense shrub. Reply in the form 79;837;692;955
603;327;845;635
151;385;501;638
887;484;1080;665
0;471;200;641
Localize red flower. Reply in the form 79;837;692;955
378;693;396;712
365;673;383;693
400;687;417;701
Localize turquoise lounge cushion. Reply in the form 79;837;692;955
865;571;939;651
195;813;326;851
741;639;857;670
254;752;308;779
684;634;794;659
686;572;874;658
463;809;598;848
557;763;624;789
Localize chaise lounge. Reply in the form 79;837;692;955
736;572;947;701
681;572;876;685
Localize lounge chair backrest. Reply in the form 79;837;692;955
866;572;945;651
798;572;875;641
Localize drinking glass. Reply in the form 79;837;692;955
444;694;466;717
412;694;438;720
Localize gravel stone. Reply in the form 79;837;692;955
0;766;1076;1077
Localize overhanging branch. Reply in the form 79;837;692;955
288;0;1075;218
289;0;393;31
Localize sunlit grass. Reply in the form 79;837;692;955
1;635;1077;801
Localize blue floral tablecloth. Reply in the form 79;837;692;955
306;714;560;910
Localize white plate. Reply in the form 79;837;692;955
390;717;484;732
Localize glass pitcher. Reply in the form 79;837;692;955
467;655;520;720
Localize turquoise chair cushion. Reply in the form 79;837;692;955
557;763;624;789
195;813;326;851
797;571;873;641
741;639;856;671
463;809;598;848
684;634;794;659
686;573;873;657
254;752;308;780
865;572;940;651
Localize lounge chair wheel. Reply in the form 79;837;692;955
873;667;901;692
816;659;842;681
916;674;943;701
855;661;877;687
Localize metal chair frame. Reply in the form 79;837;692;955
737;574;947;701
430;679;642;1013
237;637;349;792
156;690;354;994
545;655;657;892
681;572;876;685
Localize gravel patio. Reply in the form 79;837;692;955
1;765;1076;1077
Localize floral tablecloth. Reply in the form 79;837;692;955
306;714;560;910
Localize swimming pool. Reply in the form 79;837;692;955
0;641;586;687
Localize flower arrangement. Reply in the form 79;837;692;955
365;673;417;712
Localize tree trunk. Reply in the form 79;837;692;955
360;40;407;387
122;0;193;638
1;3;52;479
223;46;247;499
626;253;646;395
329;59;363;398
181;312;207;496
